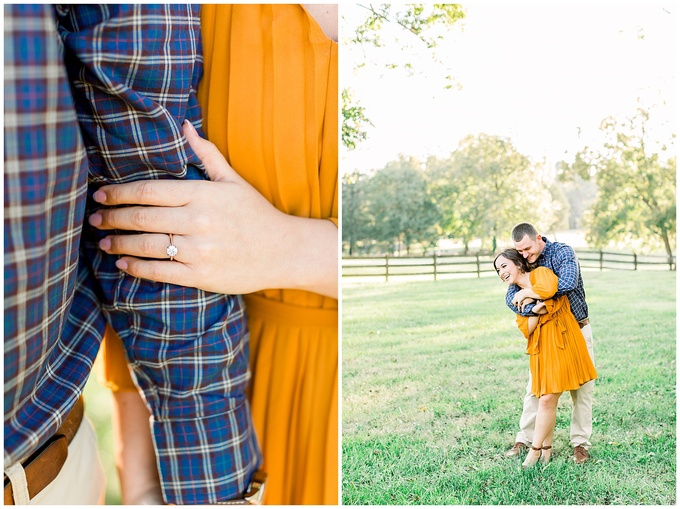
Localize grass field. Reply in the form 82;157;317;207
342;270;676;504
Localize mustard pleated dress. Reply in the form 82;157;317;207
100;5;338;505
516;267;597;398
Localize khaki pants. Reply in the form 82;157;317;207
515;323;595;448
5;417;106;505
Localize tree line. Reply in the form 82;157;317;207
342;109;675;259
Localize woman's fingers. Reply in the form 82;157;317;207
182;120;240;183
89;205;188;234
99;233;184;261
115;256;195;287
93;180;193;207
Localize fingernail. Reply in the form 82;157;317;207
99;238;111;251
115;259;128;270
183;119;198;136
88;213;102;227
93;190;106;203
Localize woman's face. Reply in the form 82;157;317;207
494;255;521;285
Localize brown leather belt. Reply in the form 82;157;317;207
220;470;268;505
579;318;590;329
4;397;84;505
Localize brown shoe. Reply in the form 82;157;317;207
573;445;589;464
505;442;529;457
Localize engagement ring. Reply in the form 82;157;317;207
166;233;178;261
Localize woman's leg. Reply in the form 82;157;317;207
541;426;555;463
112;390;164;504
522;392;561;468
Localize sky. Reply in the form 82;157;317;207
340;3;677;175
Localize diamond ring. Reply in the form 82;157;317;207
166;233;178;261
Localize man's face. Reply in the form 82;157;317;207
513;234;543;264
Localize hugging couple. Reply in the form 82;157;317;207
494;222;597;468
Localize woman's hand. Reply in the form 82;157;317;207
88;121;338;298
512;288;532;308
532;300;547;315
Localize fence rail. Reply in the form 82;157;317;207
342;250;676;282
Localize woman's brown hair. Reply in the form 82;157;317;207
493;248;531;275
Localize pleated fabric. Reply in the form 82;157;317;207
516;268;597;398
199;5;338;504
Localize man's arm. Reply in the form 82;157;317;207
4;3;94;467
552;244;580;296
56;5;260;504
505;284;537;316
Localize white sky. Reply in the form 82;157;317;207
340;3;678;174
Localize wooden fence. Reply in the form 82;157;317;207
342;250;676;282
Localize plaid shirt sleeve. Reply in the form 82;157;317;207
505;284;537;316
4;4;93;469
5;5;260;504
547;241;589;322
54;5;261;503
550;243;579;295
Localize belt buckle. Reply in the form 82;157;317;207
219;470;267;505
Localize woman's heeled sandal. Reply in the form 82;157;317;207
522;445;543;469
539;445;552;464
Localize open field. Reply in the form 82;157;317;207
342;270;676;504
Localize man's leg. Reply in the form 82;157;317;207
570;323;595;450
507;372;538;455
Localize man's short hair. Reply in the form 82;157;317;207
511;222;538;242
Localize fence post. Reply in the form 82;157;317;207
633;252;638;270
476;254;481;278
433;253;438;281
599;250;604;271
669;255;674;271
385;254;389;282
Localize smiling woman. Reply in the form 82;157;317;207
92;4;339;505
493;248;597;468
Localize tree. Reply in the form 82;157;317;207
563;108;676;258
553;169;598;229
342;171;373;255
428;134;562;253
348;4;465;80
364;156;440;254
342;89;372;150
341;4;466;149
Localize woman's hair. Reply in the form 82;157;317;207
493;248;531;274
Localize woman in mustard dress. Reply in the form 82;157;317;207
94;5;338;504
494;248;597;468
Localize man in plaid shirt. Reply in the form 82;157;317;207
4;5;260;504
503;222;595;465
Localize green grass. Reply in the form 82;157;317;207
342;270;676;504
84;374;121;504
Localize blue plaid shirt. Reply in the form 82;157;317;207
505;237;589;322
4;5;260;504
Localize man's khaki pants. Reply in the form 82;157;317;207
5;417;106;505
515;323;595;448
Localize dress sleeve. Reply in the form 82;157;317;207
530;267;558;299
516;315;531;339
